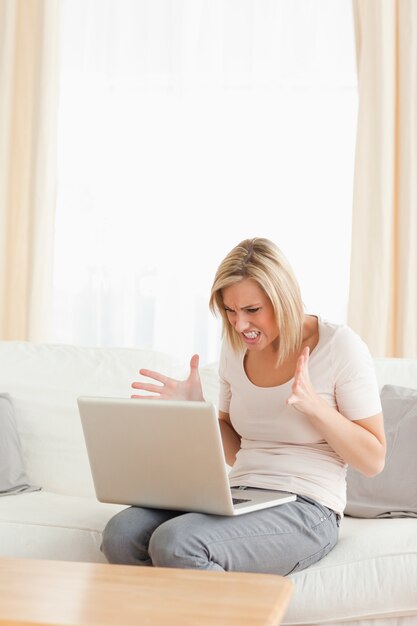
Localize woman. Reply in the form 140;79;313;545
102;237;386;575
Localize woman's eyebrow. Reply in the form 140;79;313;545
224;303;262;310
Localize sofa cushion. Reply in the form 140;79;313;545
0;490;126;562
345;384;417;518
285;517;417;624
0;394;39;496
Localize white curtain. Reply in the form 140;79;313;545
348;0;417;358
0;0;60;341
53;0;357;363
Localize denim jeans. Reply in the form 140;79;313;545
101;494;339;576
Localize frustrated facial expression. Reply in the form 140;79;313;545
222;278;279;352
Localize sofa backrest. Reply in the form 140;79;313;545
1;341;416;498
374;357;417;389
0;341;198;497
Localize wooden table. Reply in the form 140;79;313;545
0;557;293;626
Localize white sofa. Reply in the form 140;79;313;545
1;340;416;626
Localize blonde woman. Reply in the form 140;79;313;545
102;238;386;575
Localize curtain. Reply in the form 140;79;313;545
54;0;358;363
348;0;417;357
0;0;60;341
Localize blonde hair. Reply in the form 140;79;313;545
209;238;304;366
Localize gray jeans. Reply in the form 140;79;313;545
101;494;339;576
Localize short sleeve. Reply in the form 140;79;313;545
331;326;382;420
218;341;232;413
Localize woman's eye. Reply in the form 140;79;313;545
247;308;260;314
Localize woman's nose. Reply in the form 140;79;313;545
235;315;250;332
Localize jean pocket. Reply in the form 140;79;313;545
287;542;331;576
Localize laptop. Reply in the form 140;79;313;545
77;396;296;516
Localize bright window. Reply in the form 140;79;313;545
53;0;357;364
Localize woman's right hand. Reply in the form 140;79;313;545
131;354;204;401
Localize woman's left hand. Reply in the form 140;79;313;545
287;347;322;415
131;354;204;401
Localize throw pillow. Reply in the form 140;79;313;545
0;393;40;496
345;384;417;518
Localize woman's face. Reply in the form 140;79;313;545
222;278;279;352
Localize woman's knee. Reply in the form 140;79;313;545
149;516;209;569
149;520;182;568
101;509;132;564
101;507;153;565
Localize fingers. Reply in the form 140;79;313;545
295;346;310;377
287;346;312;407
131;394;162;399
138;368;169;384
293;356;303;382
287;376;300;404
131;382;163;393
131;355;203;403
288;351;306;405
188;354;201;386
189;354;200;370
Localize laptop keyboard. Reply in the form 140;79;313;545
232;497;251;505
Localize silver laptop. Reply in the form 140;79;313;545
77;396;296;516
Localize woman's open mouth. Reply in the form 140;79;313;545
242;330;261;343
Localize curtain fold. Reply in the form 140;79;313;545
348;0;417;357
0;0;60;341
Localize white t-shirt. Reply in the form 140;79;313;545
218;317;382;515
